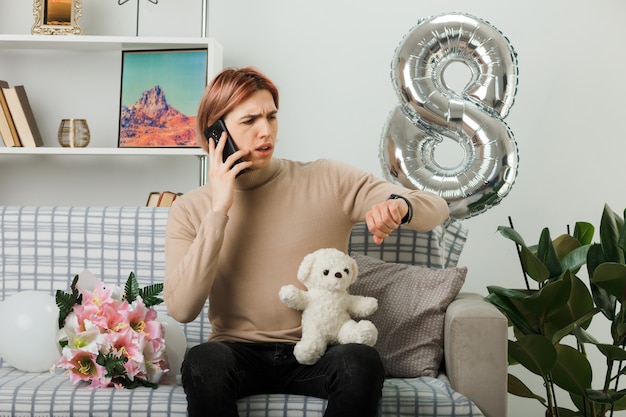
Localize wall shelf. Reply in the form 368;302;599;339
0;146;205;156
0;35;222;196
0;34;221;52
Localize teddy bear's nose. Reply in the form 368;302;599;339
335;272;342;278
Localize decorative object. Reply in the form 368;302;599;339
118;49;208;148
486;204;626;416
350;252;466;377
279;248;378;365
117;0;158;37
56;272;168;389
380;12;519;220
57;118;90;147
0;291;61;372
32;0;83;36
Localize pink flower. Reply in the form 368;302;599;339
110;327;144;364
128;297;155;334
58;350;110;388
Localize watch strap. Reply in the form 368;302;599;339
388;194;413;224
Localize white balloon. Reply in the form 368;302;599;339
158;314;187;385
0;291;61;372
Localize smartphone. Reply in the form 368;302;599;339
203;119;249;176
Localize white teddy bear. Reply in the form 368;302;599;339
279;248;378;365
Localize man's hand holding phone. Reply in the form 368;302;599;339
204;119;250;178
204;120;252;215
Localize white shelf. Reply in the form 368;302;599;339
0;35;220;193
0;34;220;52
0;146;206;156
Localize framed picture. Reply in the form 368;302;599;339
118;49;208;148
32;0;83;35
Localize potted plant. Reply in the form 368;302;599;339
486;204;626;416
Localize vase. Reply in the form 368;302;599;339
58;118;90;148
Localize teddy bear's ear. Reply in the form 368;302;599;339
297;252;316;282
349;256;359;284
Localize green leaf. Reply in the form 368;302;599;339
600;204;625;264
612;391;626;411
573;221;594;246
575;323;626;360
55;274;82;328
485;289;538;335
487;285;531;301
572;323;600;344
587;243;607;279
592;263;626;302
521;273;571;318
552;234;580;258
508;335;556;377
551;344;592;396
497;225;527;247
537;228;563;278
124;271;140;303
596;343;626;361
560;245;590;275
543;273;595;342
507;373;546;403
139;283;164;307
520;246;551;283
550;309;599;345
585;388;626;405
587;243;617;320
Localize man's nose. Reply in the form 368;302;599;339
257;119;271;137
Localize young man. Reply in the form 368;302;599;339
164;67;449;416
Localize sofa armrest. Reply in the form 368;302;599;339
443;292;508;417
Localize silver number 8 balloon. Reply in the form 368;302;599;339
380;13;519;220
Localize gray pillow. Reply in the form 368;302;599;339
350;252;467;378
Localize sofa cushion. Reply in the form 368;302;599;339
349;253;467;377
0;357;483;417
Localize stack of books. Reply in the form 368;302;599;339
146;191;182;207
0;80;44;147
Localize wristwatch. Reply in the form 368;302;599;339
388;194;413;224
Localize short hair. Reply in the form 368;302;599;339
196;67;279;151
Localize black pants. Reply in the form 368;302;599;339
182;341;385;417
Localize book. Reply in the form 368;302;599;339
146;191;161;207
2;85;43;147
156;191;180;207
0;81;20;147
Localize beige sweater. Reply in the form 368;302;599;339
164;158;449;343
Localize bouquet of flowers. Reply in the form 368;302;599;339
55;272;169;389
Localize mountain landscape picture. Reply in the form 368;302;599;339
118;49;208;148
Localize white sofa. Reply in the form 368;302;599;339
0;206;507;417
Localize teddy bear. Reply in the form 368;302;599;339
279;248;378;365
